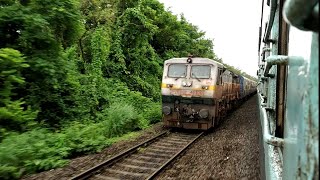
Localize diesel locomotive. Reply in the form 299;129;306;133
257;0;318;179
161;57;256;130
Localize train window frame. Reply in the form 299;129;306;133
190;65;212;79
167;63;187;78
217;68;223;85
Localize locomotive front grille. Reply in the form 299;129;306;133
162;95;215;124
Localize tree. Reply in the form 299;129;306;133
0;48;37;138
0;0;83;126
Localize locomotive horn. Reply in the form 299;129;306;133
187;54;193;63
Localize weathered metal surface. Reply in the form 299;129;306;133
260;103;284;147
257;0;319;179
283;29;319;180
283;0;319;31
258;93;283;180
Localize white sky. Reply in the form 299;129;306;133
158;0;262;77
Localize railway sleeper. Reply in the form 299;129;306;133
94;174;121;180
148;144;181;151
131;154;166;163
154;141;185;148
165;137;190;142
101;169;148;179
170;133;197;138
163;139;189;145
140;151;172;159
112;164;157;173
122;159;161;168
145;148;177;154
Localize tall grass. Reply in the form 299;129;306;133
104;102;146;137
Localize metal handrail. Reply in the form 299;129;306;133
263;55;304;77
259;55;305;147
263;55;288;77
263;0;278;43
258;93;284;147
261;106;284;147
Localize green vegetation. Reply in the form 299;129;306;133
0;0;255;179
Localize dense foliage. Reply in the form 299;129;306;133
0;0;254;179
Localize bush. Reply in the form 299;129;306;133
0;129;69;179
143;102;162;124
61;122;109;155
0;165;20;180
103;102;144;137
101;80;162;125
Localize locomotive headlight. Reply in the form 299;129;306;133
162;106;171;115
199;109;209;118
166;84;173;88
202;86;209;90
187;81;192;86
182;81;187;86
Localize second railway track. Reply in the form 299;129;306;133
70;131;203;180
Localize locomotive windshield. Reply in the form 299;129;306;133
168;64;187;78
191;65;211;79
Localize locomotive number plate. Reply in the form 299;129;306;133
170;90;204;97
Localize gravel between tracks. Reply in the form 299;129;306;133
156;95;260;180
22;95;260;180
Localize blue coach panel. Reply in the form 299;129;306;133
239;75;244;99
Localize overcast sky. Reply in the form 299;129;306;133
158;0;262;77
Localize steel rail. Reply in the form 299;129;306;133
146;132;204;180
70;131;169;180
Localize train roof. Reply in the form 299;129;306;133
243;76;257;83
164;57;224;67
164;57;257;82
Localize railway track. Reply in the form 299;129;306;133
70;131;203;180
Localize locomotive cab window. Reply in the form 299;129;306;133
168;64;187;78
191;65;211;79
